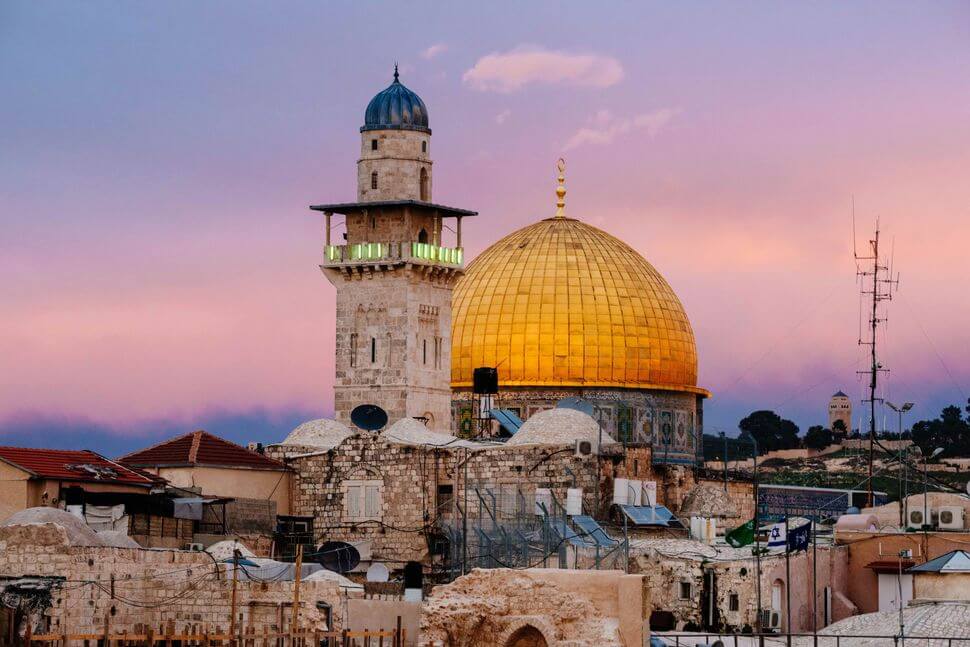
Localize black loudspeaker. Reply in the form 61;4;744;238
472;367;498;394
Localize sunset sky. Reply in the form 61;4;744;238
3;2;970;453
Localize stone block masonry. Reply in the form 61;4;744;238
0;523;343;638
270;434;605;567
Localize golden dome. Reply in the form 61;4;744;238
451;216;708;396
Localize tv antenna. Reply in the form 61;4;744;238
853;211;899;507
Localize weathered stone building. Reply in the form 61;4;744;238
267;410;617;569
0;519;345;639
450;174;710;464
418;568;647;647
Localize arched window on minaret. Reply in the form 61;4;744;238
418;228;428;244
419;167;429;201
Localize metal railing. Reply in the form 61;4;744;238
324;242;463;267
654;631;970;647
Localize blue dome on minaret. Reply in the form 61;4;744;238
362;66;430;133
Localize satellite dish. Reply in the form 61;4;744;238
366;562;389;583
556;397;595;417
351;404;388;431
318;541;360;573
965;480;970;496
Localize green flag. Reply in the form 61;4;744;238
726;519;756;548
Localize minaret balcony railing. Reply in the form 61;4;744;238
324;241;463;267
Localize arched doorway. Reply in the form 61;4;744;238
419;167;429;201
418;228;429;244
504;625;547;647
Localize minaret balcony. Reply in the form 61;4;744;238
323;241;464;268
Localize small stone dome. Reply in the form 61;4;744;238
363;66;430;133
281;418;353;450
506;408;616;450
382;417;477;448
679;483;740;519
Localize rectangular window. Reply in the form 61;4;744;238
371;337;376;363
371;172;378;189
421;140;427;153
350;333;358;367
364;485;381;517
679;582;692;599
423;339;427;365
729;593;740;611
371;139;378;151
437;484;454;511
345;486;361;518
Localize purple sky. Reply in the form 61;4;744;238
3;2;970;453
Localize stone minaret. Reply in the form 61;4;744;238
311;68;475;433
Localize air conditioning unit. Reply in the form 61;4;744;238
937;506;965;531
185;543;205;552
759;609;782;631
907;507;933;530
575;439;593;457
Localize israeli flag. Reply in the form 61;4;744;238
767;522;786;547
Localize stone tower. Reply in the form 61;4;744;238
829;390;852;434
312;68;475;433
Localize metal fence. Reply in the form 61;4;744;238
441;483;628;580
655;632;970;647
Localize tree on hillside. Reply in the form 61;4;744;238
738;410;800;453
831;419;848;440
911;403;970;457
804;425;834;450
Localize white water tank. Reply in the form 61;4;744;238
705;517;717;544
690;516;703;540
535;488;552;516
613;478;629;505
628;480;643;506
643;481;658;507
566;488;584;516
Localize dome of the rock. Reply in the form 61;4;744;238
452;216;705;396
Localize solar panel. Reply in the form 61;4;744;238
619;505;675;527
572;515;617;546
489;409;524;434
548;519;589;547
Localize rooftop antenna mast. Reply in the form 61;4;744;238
854;213;899;507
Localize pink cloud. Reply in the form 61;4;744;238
420;43;448;60
563;108;679;150
463;46;624;93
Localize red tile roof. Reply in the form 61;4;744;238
0;446;156;486
120;431;287;471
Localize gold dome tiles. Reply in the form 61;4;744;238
452;216;709;397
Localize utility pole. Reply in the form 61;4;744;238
721;432;728;491
229;549;239;644
290;544;303;641
855;218;899;507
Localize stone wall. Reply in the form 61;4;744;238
357;129;431;202
326;261;457;434
0;523;344;638
452;387;703;464
226;496;277;535
418;568;646;647
632;542;851;633
273;434;607;567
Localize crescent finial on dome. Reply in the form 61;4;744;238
555;158;566;218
